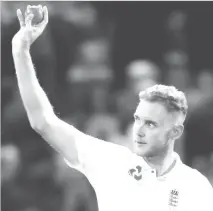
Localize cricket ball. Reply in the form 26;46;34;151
28;6;44;25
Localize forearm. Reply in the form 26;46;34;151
12;48;55;129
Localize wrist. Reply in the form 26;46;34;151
12;44;30;56
12;38;31;54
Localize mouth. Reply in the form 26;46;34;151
135;138;147;145
136;141;147;145
135;135;147;144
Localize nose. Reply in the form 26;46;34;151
137;131;145;137
137;124;146;137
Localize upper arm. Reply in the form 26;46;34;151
37;114;86;166
36;114;129;175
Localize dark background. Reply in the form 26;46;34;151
1;1;213;211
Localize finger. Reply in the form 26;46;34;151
25;5;32;19
25;13;34;27
36;6;48;30
27;5;31;13
38;4;42;10
42;6;49;25
17;9;25;27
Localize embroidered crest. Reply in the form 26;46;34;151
169;189;179;208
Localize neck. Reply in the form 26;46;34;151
143;146;176;177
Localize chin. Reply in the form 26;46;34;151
133;145;151;157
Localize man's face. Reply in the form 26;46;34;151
132;99;174;157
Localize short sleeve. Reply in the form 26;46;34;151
200;178;213;210
65;134;131;178
195;175;213;210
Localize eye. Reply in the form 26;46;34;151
134;115;140;121
134;115;141;124
146;121;156;128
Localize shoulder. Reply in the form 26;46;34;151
179;164;213;209
85;134;133;159
104;141;133;160
180;163;212;190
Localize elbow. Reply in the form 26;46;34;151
30;117;47;133
29;112;57;133
30;119;46;133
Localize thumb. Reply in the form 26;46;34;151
36;6;49;32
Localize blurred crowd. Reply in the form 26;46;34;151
1;2;213;211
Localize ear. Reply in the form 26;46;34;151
169;124;184;141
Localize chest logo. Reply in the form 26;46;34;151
128;165;142;181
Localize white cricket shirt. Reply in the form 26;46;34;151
66;135;213;211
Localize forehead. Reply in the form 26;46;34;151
135;99;170;122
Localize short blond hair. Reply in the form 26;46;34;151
139;84;188;116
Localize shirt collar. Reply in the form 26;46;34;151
132;151;182;180
157;152;182;180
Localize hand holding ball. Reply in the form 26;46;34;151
14;5;48;49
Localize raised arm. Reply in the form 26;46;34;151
12;5;86;165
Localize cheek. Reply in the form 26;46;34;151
148;129;167;144
132;123;138;132
132;124;137;137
